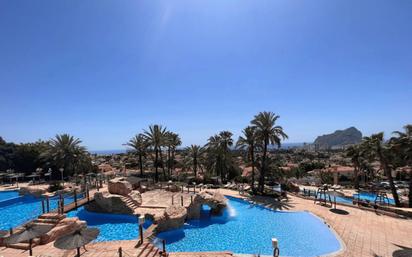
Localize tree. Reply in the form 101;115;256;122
206;131;235;181
144;125;167;182
185;145;203;178
0;137;17;171
126;134;149;176
251;111;288;193
363;133;401;206
44;134;88;179
390;125;412;207
236;126;258;192
346;145;362;189
165;132;182;178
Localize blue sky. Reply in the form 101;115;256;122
1;0;411;150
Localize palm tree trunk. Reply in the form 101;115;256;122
159;148;166;180
408;169;412;208
139;154;143;176
167;147;171;176
378;150;401;206
171;150;175;178
194;156;198;178
155;148;159;182
251;147;255;192
354;166;359;189
259;139;268;193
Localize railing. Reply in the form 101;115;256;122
42;187;90;214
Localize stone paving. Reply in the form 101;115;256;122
1;188;412;257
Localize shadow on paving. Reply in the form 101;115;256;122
329;209;350;215
392;244;412;257
248;195;295;210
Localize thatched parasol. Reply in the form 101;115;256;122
54;227;100;257
5;223;53;256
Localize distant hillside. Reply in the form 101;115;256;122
314;127;362;149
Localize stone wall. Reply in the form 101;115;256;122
156;205;187;232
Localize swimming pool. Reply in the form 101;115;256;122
302;189;395;205
0;190;19;202
67;207;152;242
0;193;85;230
155;196;342;256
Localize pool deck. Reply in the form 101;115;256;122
1;188;412;257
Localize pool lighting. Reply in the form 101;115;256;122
138;216;145;244
272;238;279;257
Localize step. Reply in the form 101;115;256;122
142;244;156;257
136;242;151;257
38;213;66;220
34;219;60;224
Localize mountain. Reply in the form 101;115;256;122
313;127;362;149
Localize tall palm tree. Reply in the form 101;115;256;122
144;125;167;182
251;111;288;193
236;126;258;192
206;131;234;181
46;134;87;179
165;132;182;177
363;133;401;206
185;145;203;178
346;145;362;189
390;125;412;207
126;134;148;176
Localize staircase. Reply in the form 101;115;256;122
7;213;65;250
120;195;140;212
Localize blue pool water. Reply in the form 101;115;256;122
156;196;342;256
353;192;395;205
67;207;152;242
0;190;19;202
0;193;85;230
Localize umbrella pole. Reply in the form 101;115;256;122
77;247;80;257
29;238;33;256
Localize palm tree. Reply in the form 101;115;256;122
251;111;288;193
346;145;362;189
46;134;87;179
165;132;182;177
390;125;412;207
144;125;167;182
185;145;203;178
363;133;401;206
126;134;148;176
236;126;258;192
206;131;234;181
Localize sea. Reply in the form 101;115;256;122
89;143;305;155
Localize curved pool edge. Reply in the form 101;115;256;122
223;194;346;257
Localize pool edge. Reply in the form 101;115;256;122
224;194;346;257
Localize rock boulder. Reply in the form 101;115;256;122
156;205;187;232
108;177;132;196
129;190;143;206
187;191;227;219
